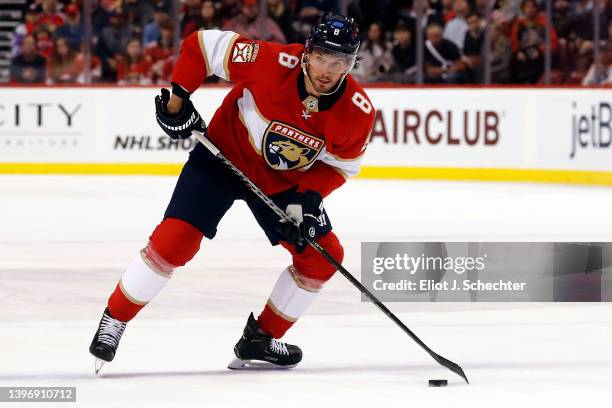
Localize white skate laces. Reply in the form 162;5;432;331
269;338;289;356
98;313;126;348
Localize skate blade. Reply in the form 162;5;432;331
227;358;297;370
94;358;106;375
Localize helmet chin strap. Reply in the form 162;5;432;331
300;53;350;97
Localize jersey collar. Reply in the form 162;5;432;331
297;70;347;112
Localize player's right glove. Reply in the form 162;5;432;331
154;85;206;140
277;190;324;253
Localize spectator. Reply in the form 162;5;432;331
293;0;340;43
463;12;485;82
440;0;455;23
96;11;134;82
10;35;46;83
92;0;113;36
34;28;54;59
550;0;595;79
116;37;153;85
347;0;395;34
490;6;512;35
46;36;85;84
183;0;222;38
224;0;286;43
296;1;340;23
11;5;42;58
267;0;296;43
181;0;204;37
473;0;492;20
424;23;466;83
146;19;174;60
582;46;612;85
405;0;445;44
54;4;84;51
490;22;513;83
388;20;416;82
596;4;612;50
122;0;157;32
569;0;612;44
5;0;609;87
143;6;169;47
552;0;572;38
553;0;573;76
218;0;241;24
200;0;222;30
443;0;470;49
511;0;558;83
603;19;612;50
145;20;175;83
429;0;445;15
36;0;64;34
352;21;393;82
24;5;42;35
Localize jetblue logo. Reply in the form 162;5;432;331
570;102;611;158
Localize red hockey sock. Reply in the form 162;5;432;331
257;302;295;339
108;282;145;322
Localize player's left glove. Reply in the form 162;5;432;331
277;190;324;253
155;85;206;140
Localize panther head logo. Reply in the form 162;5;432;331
269;141;311;169
262;121;324;171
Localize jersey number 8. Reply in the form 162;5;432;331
352;92;372;114
278;52;300;69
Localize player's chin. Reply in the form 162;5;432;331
316;81;336;93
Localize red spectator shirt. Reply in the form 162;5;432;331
171;30;375;198
116;56;152;84
36;34;53;59
145;45;173;83
36;13;65;33
145;44;173;63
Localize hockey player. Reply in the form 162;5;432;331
90;13;375;373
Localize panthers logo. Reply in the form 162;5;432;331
269;141;311;168
263;121;325;170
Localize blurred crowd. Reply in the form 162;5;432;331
9;0;612;86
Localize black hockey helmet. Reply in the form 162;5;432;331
304;13;360;57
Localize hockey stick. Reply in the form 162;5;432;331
192;130;469;384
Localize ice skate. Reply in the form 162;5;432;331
89;307;127;375
228;313;302;370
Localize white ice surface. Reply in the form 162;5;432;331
1;175;611;408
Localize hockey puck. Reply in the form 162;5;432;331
428;379;448;387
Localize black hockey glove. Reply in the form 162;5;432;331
277;190;324;253
154;85;206;140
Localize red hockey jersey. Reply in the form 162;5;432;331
171;30;375;197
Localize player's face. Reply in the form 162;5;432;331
306;50;351;94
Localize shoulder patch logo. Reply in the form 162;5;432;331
263;121;325;171
232;42;259;63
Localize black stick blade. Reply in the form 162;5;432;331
433;353;469;384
